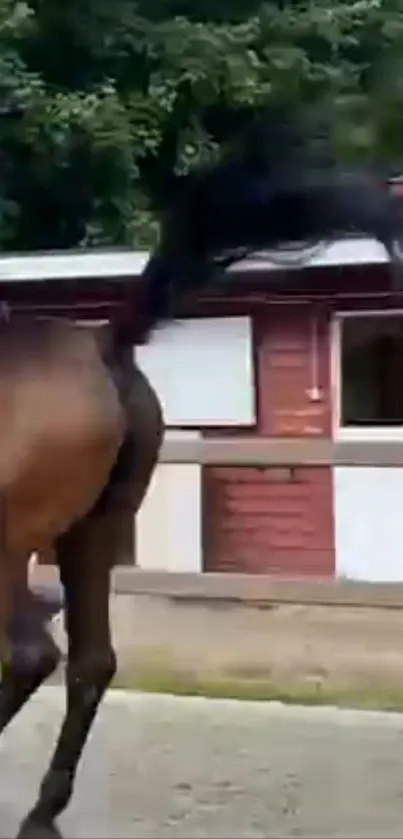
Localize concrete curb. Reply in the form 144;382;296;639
32;565;403;609
112;570;403;609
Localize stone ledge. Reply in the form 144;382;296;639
32;566;403;609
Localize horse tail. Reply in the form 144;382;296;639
138;104;403;336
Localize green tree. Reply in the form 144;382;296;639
0;0;403;251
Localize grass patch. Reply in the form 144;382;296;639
113;665;403;712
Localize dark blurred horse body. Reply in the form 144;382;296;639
1;106;403;839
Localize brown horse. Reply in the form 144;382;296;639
0;316;163;839
2;107;403;838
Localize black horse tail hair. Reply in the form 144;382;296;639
139;250;176;329
138;103;403;339
139;246;216;340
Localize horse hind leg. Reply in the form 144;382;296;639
18;365;163;838
18;514;116;839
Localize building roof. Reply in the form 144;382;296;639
0;236;391;283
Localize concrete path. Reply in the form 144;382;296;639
2;688;403;838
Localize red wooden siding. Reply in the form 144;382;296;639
204;304;335;576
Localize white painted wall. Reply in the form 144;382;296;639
134;316;255;572
135;316;255;426
332;313;403;582
335;467;403;581
136;431;202;572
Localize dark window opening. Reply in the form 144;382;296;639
341;314;403;427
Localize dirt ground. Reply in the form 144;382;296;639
50;592;403;693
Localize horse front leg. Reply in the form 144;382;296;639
0;573;61;737
18;516;116;839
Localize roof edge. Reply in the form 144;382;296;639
0;237;390;283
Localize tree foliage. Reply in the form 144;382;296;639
0;0;403;250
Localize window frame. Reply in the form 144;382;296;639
332;309;403;441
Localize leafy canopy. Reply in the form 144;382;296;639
0;0;402;250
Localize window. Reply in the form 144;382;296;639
339;313;403;429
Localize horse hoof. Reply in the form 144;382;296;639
16;816;63;839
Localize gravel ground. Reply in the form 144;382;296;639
2;687;403;838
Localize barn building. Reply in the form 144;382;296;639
0;235;402;583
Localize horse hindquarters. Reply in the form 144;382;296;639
0;325;126;558
0;322;125;789
17;357;164;835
